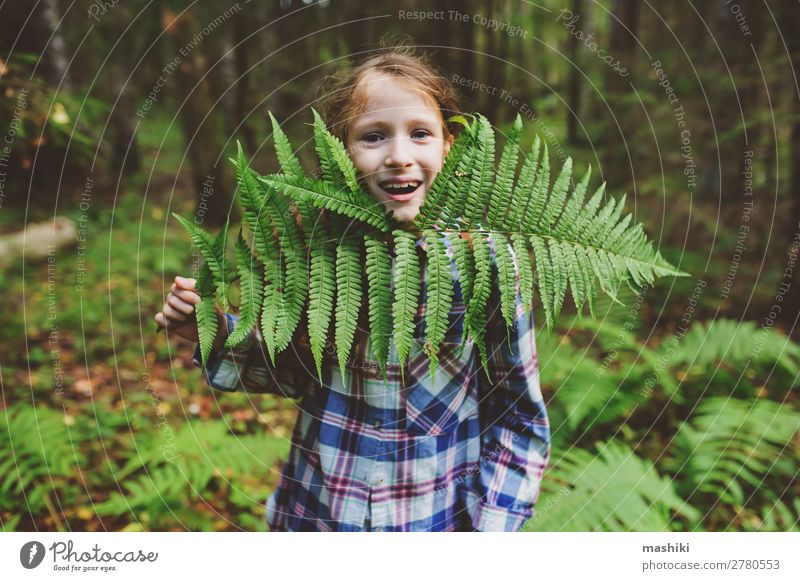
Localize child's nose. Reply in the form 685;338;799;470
384;137;413;167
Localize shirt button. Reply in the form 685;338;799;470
373;420;381;429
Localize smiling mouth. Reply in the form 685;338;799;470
379;180;422;197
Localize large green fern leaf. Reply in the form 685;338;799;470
423;230;454;380
261;174;390;233
487;114;522;229
527;440;699;531
307;234;336;381
225;233;264;348
392;230;421;376
365;233;392;374
414;118;475;230
334;239;362;382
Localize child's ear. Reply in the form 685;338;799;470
444;133;454;157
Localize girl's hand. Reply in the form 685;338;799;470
154;276;225;349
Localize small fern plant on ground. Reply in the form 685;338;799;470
173;110;686;381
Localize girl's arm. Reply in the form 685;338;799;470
191;314;317;398
468;245;551;532
157;274;314;398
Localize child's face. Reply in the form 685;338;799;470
346;75;452;223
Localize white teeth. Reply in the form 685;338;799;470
382;181;420;189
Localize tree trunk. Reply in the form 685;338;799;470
777;1;800;228
163;7;235;227
460;0;476;85
110;64;141;177
232;9;258;153
566;0;584;145
777;0;800;336
41;0;71;89
602;0;639;188
107;2;141;177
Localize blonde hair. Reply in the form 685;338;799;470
320;45;462;145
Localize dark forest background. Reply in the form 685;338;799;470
0;0;798;532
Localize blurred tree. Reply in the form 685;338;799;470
486;0;509;124
779;1;800;228
231;7;259;153
777;0;800;335
566;0;585;145
709;0;766;206
602;0;638;189
95;1;142;177
162;6;234;226
41;0;71;90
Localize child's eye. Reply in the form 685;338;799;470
362;133;384;143
411;130;431;140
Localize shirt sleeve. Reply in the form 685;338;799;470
468;241;551;532
191;313;316;398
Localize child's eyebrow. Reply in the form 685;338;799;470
352;117;441;133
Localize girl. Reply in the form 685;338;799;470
154;48;551;532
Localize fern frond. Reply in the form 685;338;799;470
193;111;688;382
527;439;699;531
365;233;392;373
260;257;285;366
268;113;316;229
537;157;573;233
176;223;230;367
522;142;550;232
423;230;454;380
549;237;570;322
512;233;534;312
672;397;800;507
312;108;361;195
261;174;390;233
0;406;85;515
195;294;218;368
530;234;553;331
311;108;346;190
225;233;264;348
414;117;475;230
307;234;336;381
334;239;362;382
467;231;492;377
487;114;522;228
171;213;218;270
463;114;496;228
666;319;800;377
268;112;304;179
448;232;475;309
553;165;591;240
256;180;307;351
574;181;606;239
171;213;230;309
233;140;307;354
231;140;292;362
492;232;517;328
444;122;481;230
561;241;590;315
392;230;421;375
213;219;232;310
508;136;542;231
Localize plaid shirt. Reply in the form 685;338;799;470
192;234;550;531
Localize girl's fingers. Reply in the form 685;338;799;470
162;303;187;322
167;294;195;315
171;288;200;304
174;276;197;291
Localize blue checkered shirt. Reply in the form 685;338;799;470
193;234;551;531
